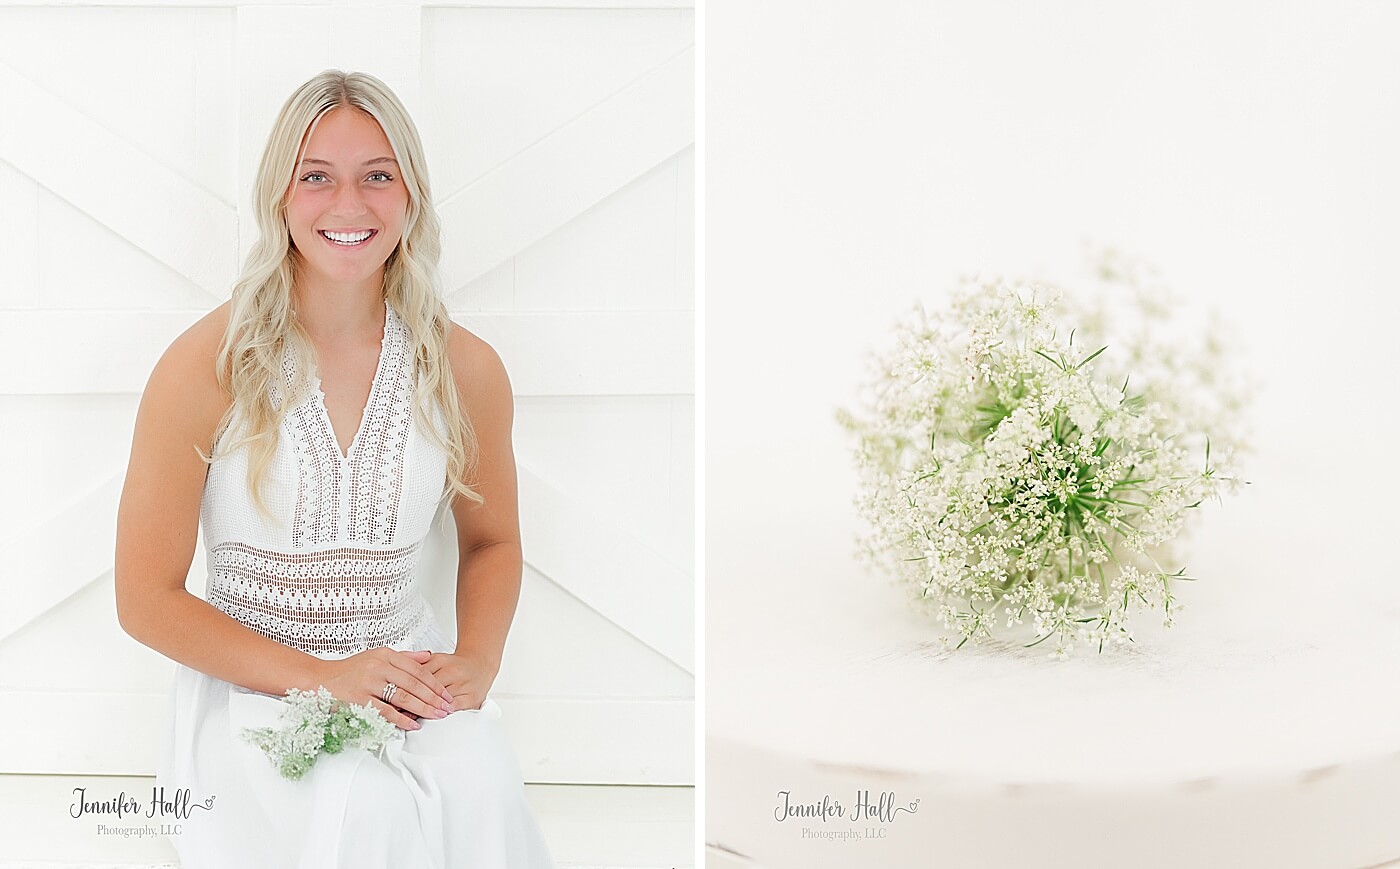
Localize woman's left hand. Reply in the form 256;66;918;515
423;650;500;712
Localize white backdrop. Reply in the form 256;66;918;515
706;0;1400;739
0;0;694;788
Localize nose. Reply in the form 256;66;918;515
329;180;369;217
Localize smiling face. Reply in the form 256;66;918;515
285;106;409;293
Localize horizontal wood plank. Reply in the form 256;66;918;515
0;310;692;396
0;692;693;784
462;309;694;397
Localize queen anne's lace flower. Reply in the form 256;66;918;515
839;254;1248;656
240;686;398;780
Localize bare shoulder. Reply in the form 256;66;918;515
445;319;513;417
116;305;233;611
140;302;232;445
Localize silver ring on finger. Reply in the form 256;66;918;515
381;681;397;703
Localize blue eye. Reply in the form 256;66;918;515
297;170;393;184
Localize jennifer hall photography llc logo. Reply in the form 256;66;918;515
774;789;920;842
70;785;215;838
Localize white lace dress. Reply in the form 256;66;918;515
156;300;555;868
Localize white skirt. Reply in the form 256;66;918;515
156;633;555;869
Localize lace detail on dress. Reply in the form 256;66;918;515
287;385;343;549
348;304;413;546
206;540;433;657
266;343;343;549
281;301;417;549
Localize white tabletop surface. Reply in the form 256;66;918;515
707;459;1400;786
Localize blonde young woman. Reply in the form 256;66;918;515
114;70;555;867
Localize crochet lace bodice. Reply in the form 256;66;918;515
199;300;451;659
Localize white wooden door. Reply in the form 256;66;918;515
0;0;694;786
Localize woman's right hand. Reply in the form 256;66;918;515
316;648;457;731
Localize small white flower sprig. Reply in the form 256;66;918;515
838;257;1248;658
240;686;398;781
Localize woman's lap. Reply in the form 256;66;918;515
171;676;549;867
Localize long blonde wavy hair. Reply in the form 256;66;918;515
202;70;481;516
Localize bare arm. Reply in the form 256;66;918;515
113;307;336;696
424;325;523;709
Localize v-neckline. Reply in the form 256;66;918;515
309;300;392;464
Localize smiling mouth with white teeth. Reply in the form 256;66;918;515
319;229;377;247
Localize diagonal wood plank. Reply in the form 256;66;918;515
436;46;694;294
517;464;693;673
0;60;236;298
0;310;691;396
0;472;123;643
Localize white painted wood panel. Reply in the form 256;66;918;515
0;6;238;205
421;8;692;195
0;56;236;297
0;150;42;310
511;152;693;310
515;396;695;575
434;47;694;292
517;467;692;671
0;397;138;570
0;3;693;793
0;473;123;643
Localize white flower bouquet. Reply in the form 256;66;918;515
240;686;398;781
839;252;1248;657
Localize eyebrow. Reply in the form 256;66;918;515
299;157;399;166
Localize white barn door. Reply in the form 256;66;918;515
0;0;694;788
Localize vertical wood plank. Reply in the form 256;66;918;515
674;144;695;308
194;7;239;216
